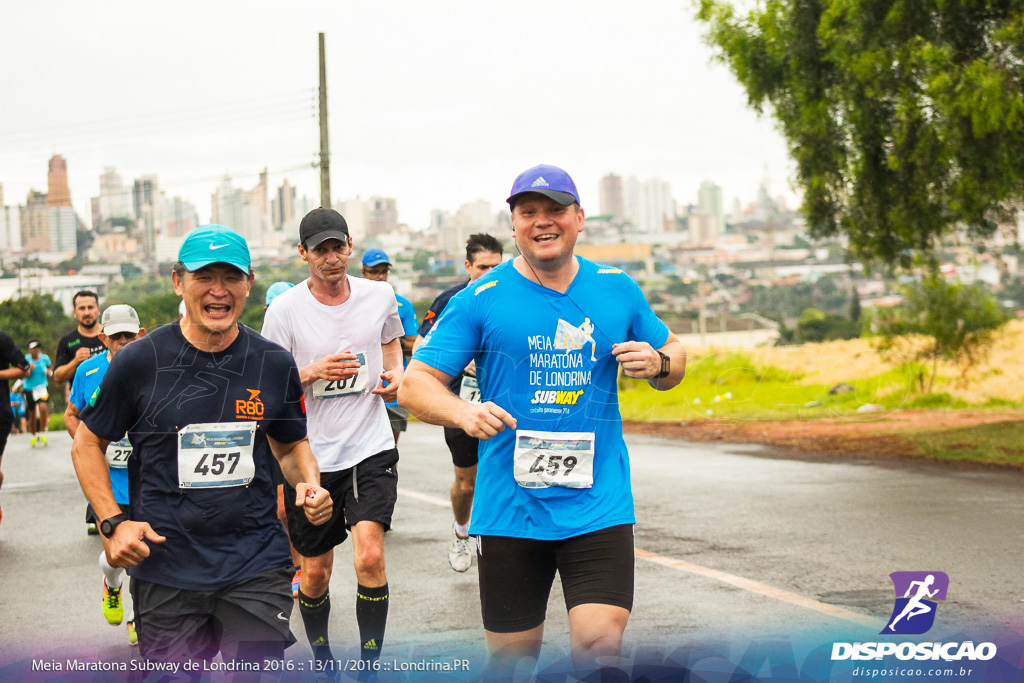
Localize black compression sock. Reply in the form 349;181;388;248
298;589;333;663
356;583;389;662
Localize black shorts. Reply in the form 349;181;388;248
284;448;399;558
444;426;479;468
0;405;11;456
130;565;295;665
476;524;635;633
23;390;43;411
386;404;408;433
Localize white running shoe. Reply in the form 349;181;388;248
447;523;474;572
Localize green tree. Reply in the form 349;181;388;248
697;0;1024;266
412;250;432;272
875;276;1009;392
0;295;71;354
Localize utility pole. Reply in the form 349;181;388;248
318;32;331;209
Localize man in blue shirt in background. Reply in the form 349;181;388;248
361;247;418;445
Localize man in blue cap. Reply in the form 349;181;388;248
72;224;333;668
361;248;418;444
401;164;687;677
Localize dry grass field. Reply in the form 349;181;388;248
686;319;1024;405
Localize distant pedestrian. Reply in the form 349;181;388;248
360;248;418;444
23;339;52;447
53;290;105;388
412;233;504;573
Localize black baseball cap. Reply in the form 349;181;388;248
299;208;350;249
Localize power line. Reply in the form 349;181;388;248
0;89;315;141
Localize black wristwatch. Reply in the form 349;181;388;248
657;351;671;378
100;513;128;539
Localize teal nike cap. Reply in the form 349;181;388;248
178;224;251;273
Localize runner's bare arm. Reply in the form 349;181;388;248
372;338;404;401
0;366;29;381
612;333;686;390
64;401;81;438
400;359;516;439
268;434;333;525
53;347;91;384
71;422;165;567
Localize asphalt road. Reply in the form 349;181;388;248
0;422;1020;680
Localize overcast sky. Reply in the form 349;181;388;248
0;0;797;231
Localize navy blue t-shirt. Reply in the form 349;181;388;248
80;322;307;591
419;280;469;392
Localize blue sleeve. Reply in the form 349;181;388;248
628;279;670;349
79;353;135;442
68;370;85;409
398;299;418;336
412;290;479;378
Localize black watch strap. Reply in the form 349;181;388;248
100;513;128;539
657;351;671;378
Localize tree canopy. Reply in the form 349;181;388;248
697;0;1024;266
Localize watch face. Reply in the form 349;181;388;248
100;520;112;536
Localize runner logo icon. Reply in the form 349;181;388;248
882;571;949;635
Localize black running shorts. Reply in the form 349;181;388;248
284;448;399;558
386;404;409;433
444;426;479;468
476;524;635;633
130;565;295;665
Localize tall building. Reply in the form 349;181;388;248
133;175;161;258
697;180;724;244
91;167;131;232
47;155;71;207
0;204;21;253
272;179;297;229
439;200;492;253
21;190;50;252
236;172;270;247
337;197;367;243
625;177;675;234
48;206;78;253
163;196;198;239
598;173;624;221
365;197;398;239
211;177;244;238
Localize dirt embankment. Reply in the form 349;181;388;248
623;409;1024;462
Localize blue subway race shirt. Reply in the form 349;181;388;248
413;258;669;540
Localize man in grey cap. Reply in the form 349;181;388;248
66;304;146;645
263;208;405;672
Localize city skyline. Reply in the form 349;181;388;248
1;1;799;233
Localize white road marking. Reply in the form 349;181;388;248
398;486;883;628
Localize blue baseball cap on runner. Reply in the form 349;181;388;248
178;224;251;273
506;164;580;209
361;248;391;267
265;281;294;307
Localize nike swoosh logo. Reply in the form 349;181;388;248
209;244;229;250
276;612;290;621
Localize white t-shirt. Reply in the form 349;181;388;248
262;275;404;472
